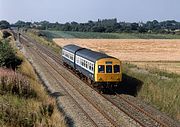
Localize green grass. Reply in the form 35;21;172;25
123;62;180;121
40;30;180;39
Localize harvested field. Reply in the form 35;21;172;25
53;39;180;61
54;39;180;73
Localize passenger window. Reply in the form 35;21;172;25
106;65;112;73
77;58;79;63
80;59;83;65
85;61;87;68
98;65;104;73
114;65;120;73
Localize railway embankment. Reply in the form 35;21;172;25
0;30;66;127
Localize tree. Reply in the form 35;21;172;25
91;26;106;32
131;23;138;30
0;20;10;29
14;20;26;28
138;26;147;33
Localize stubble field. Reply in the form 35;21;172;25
54;38;180;74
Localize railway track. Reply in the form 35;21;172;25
15;31;179;127
19;33;121;126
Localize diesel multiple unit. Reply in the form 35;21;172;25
62;44;122;86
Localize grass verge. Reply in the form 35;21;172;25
25;29;61;53
123;62;180;121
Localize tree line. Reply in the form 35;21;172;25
1;19;180;34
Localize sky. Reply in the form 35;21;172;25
0;0;180;23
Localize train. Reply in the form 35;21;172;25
62;44;122;87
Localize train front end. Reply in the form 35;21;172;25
94;58;122;85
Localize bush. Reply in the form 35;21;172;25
0;20;10;29
0;40;22;70
2;31;11;39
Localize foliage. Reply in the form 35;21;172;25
13;19;180;35
2;31;11;39
0;40;22;70
0;20;10;29
14;20;32;28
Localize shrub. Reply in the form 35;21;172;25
0;40;22;70
2;31;11;39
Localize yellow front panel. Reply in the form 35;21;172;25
95;58;122;82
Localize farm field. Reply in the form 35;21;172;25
54;38;180;74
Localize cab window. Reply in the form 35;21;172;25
98;65;104;73
114;65;120;73
106;65;112;73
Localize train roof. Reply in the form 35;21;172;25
76;48;114;62
63;44;116;62
63;44;83;53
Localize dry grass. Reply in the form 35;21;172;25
27;30;61;53
0;37;66;126
123;63;180;121
17;51;67;127
130;62;180;74
0;68;36;97
0;31;2;40
0;59;66;127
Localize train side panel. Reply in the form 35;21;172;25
75;64;94;81
62;57;74;68
75;55;95;81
